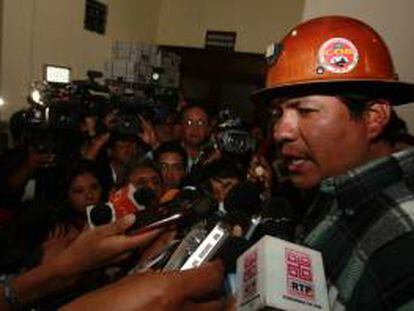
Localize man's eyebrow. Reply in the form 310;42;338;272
284;100;302;108
270;97;303;108
271;99;301;109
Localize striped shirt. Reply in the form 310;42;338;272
299;147;414;310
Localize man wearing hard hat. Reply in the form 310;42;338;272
254;16;414;309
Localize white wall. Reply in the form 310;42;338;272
156;0;304;53
303;0;414;131
0;0;161;121
0;0;305;121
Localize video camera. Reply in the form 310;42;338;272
20;70;179;151
216;108;255;154
196;109;255;164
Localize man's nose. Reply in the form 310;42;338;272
272;111;298;144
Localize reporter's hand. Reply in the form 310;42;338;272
103;109;119;130
53;214;161;276
61;261;225;311
81;132;110;160
247;154;273;196
41;226;79;266
138;116;160;149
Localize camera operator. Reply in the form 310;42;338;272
0;110;63;224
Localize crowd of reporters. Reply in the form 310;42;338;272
0;93;305;310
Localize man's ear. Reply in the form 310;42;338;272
363;99;391;140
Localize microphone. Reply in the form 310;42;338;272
223;181;264;216
236;235;330;311
180;220;232;270
166;183;293;271
163;221;209;270
222;181;295;243
221;181;265;240
86;185;218;234
109;184;156;217
163;207;253;272
248;197;295;242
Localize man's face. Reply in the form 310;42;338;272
129;167;163;202
272;95;370;189
181;107;210;149
157;152;186;190
110;139;137;164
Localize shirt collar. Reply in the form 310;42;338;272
318;147;414;212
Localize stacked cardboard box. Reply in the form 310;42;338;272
105;42;181;87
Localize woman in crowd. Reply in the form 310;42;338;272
41;160;105;264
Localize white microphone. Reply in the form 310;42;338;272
163;221;209;271
236;235;330;311
180;221;231;270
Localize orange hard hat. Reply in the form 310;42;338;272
252;16;414;105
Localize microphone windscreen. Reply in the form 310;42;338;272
133;186;156;207
176;186;218;220
87;203;115;227
221;211;253;235
224;181;263;215
256;197;296;241
262;197;294;219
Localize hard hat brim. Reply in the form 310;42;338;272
251;80;414;106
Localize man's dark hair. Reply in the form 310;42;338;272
153;141;188;167
339;95;408;145
178;104;210;123
194;156;245;182
63;159;101;190
107;132;137;149
122;158;161;186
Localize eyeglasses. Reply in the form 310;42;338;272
182;119;208;127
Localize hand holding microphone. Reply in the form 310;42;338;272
54;214;161;276
0;215;161;308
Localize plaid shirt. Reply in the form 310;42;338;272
299;148;414;310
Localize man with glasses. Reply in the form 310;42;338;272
179;104;211;169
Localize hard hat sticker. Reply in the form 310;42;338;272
318;38;359;74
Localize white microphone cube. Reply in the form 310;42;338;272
236;235;330;311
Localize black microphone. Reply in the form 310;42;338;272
249;197;296;242
133;186;157;209
223;180;264;216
